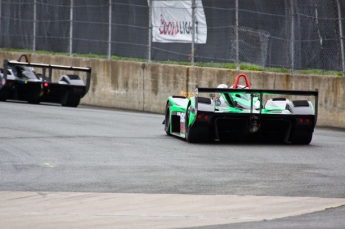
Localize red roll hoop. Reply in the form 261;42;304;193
232;73;251;89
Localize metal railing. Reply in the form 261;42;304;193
0;0;344;75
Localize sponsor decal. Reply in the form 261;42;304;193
178;112;186;134
178;112;186;123
151;0;207;43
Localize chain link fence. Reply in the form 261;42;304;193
1;0;344;75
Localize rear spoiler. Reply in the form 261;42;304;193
195;85;319;123
2;59;92;94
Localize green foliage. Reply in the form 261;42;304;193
295;69;342;76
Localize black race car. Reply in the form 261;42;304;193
0;55;91;107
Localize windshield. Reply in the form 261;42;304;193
229;93;260;110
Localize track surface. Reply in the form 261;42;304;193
0;101;344;228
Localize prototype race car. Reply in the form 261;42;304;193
163;74;318;144
0;54;91;107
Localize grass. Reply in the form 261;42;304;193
1;48;343;76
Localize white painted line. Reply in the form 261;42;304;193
0;192;344;229
42;163;56;168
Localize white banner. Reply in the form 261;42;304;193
151;0;207;43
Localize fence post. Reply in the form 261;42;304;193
108;0;112;60
148;0;152;63
235;0;239;70
69;0;73;56
191;0;196;67
337;0;345;76
290;0;295;74
33;0;36;53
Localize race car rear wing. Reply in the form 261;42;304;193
2;58;92;94
195;85;319;123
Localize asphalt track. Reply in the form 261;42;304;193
0;101;344;229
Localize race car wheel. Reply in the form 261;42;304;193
185;106;198;143
290;132;313;145
164;102;171;135
0;90;8;101
28;97;40;104
63;96;80;107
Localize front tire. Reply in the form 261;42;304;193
185;106;198;143
164;102;171;135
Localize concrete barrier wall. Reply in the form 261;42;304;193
1;51;344;128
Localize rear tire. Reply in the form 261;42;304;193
0;91;7;101
290;132;313;145
62;96;80;107
0;87;9;101
28;98;40;104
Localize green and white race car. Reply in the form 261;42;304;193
163;74;318;144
